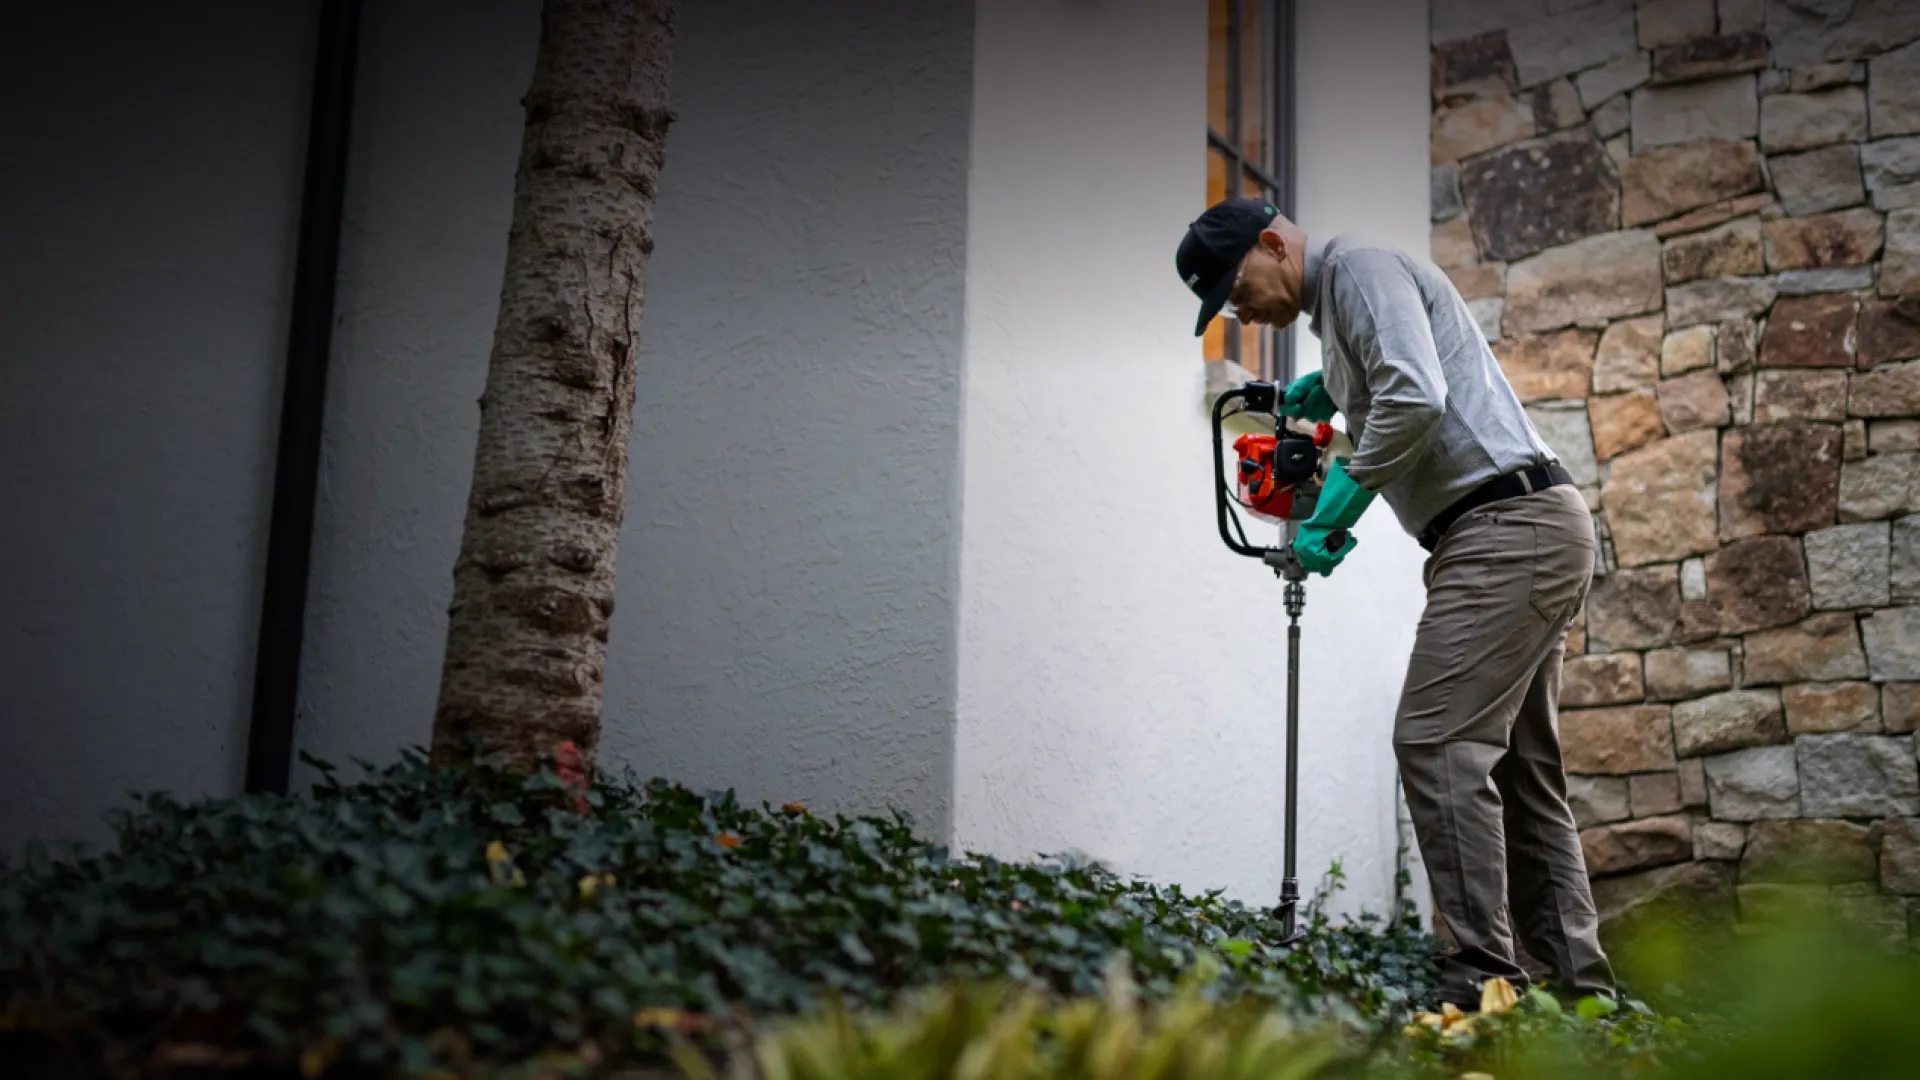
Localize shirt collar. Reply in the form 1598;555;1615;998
1299;235;1328;334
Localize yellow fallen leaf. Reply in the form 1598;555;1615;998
425;1026;473;1067
300;1037;340;1078
157;1044;248;1067
579;875;599;899
1480;977;1519;1016
635;1007;714;1032
714;833;741;849
1440;1003;1464;1024
485;841;508;864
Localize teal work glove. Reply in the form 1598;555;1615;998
1277;370;1337;422
1293;458;1375;576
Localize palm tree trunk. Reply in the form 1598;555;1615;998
431;0;678;772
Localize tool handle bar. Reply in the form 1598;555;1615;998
1213;387;1278;560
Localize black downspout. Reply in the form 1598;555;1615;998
1272;0;1296;385
245;0;364;795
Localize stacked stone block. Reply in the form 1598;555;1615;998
1429;0;1920;953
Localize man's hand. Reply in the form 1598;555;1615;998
1292;522;1355;575
1278;370;1337;422
1293;458;1375;576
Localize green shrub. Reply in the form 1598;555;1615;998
0;748;1440;1078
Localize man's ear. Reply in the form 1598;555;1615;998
1259;227;1288;260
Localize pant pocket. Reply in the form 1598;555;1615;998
1527;521;1591;626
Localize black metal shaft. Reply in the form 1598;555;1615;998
1276;563;1306;939
1282;582;1302;909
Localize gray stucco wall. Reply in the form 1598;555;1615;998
0;2;314;853
297;0;972;836
290;0;539;786
0;0;971;851
594;1;973;837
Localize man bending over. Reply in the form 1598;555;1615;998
1175;196;1617;1011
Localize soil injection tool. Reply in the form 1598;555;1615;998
1210;378;1352;946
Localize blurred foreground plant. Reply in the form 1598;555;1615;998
1380;884;1920;1080
669;953;1370;1080
692;889;1920;1080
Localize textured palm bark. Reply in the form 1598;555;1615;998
431;0;678;772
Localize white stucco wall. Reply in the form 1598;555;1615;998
0;2;313;853
955;0;1432;921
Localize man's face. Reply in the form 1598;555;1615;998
1226;231;1301;329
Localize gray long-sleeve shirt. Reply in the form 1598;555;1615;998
1301;233;1558;537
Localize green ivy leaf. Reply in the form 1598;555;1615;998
1578;993;1621;1021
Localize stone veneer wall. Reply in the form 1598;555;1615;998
1428;0;1920;954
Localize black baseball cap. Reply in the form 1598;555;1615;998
1176;196;1279;336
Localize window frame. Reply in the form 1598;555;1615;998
1205;0;1297;387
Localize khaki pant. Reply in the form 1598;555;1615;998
1394;482;1616;1006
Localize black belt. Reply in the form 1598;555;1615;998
1417;461;1574;552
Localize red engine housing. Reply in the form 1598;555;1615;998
1232;423;1334;522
